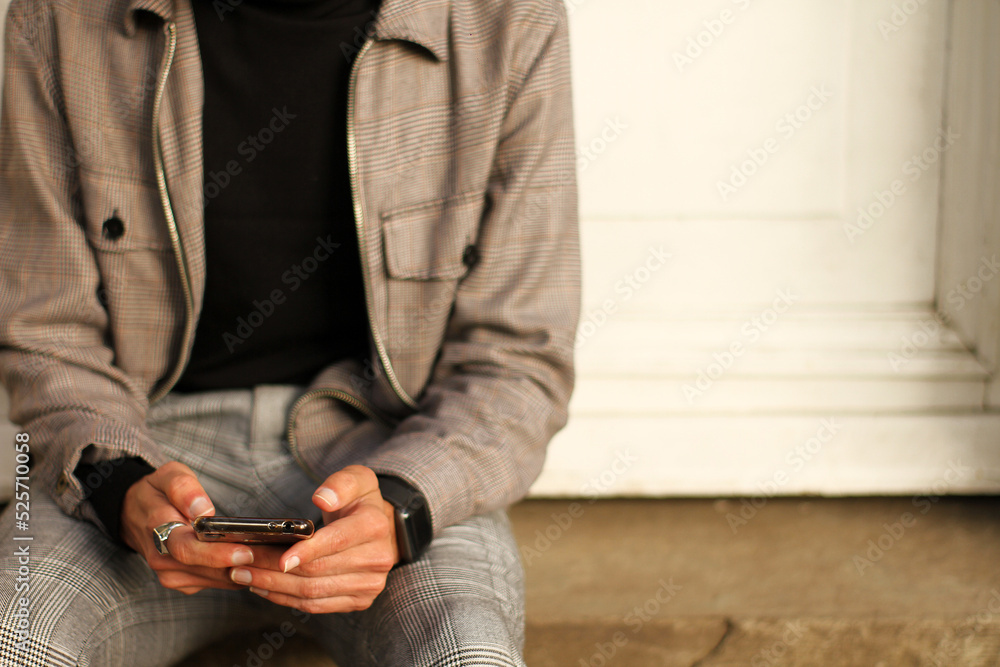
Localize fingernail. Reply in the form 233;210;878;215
249;587;269;597
313;488;338;511
188;497;213;518
231;568;252;585
232;550;254;566
283;556;300;573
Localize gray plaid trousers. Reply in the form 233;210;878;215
0;386;527;666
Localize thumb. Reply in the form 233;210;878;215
312;465;380;518
147;461;216;520
312;485;341;519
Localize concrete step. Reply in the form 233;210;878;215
178;497;1000;666
514;498;1000;666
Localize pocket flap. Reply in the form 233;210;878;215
381;193;482;281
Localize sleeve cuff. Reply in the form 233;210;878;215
74;456;156;549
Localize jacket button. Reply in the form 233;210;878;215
462;245;479;269
56;472;70;493
102;216;125;240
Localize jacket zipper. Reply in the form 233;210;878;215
345;38;417;411
149;21;194;404
284;37;420;471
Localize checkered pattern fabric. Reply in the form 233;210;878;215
0;385;526;666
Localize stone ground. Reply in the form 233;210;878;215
176;497;1000;666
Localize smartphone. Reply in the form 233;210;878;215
192;516;315;544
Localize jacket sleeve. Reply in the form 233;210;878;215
0;3;169;531
365;0;581;535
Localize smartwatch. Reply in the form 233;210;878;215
377;475;432;564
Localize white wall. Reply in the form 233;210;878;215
537;0;1000;497
570;0;946;313
937;0;1000;407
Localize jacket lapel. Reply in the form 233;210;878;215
372;0;452;62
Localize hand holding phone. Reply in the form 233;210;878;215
192;516;315;544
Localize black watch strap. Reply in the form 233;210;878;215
376;475;432;564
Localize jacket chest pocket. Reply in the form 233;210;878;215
77;173;180;381
381;192;484;281
79;173;171;254
379;192;484;375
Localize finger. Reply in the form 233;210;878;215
146;461;216;520
161;526;258;569
270;541;393;578
230;567;385;607
248;588;376;614
155;568;244;592
312;465;380;515
240;544;290;572
149;550;256;584
280;505;391;573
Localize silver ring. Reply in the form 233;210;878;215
153;521;187;556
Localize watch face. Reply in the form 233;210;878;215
378;476;432;563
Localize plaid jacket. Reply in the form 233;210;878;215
0;0;580;536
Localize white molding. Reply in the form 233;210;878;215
530;413;1000;497
575;309;988;413
530;307;998;496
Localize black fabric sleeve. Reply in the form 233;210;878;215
74;456;157;550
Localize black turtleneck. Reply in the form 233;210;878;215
76;0;381;546
176;0;380;391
